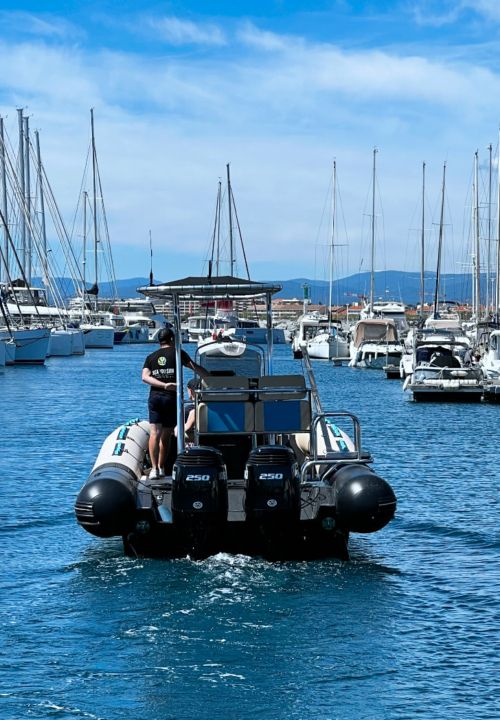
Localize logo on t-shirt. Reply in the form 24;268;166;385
158;356;166;366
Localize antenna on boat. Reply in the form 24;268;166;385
226;163;234;276
149;229;153;285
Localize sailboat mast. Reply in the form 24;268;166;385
226;163;234;275
433;162;446;316
91;108;98;312
370;147;377;315
474;150;481;325
487;143;492;315
34;131;48;262
0;117;8;283
496;129;500;316
216;180;222;277
420;162;425;317
17;109;26;276
83;191;87;317
149;229;154;285
23;116;32;285
328;160;336;332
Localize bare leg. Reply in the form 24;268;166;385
148;423;163;470
159;427;173;471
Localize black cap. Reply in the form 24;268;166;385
187;378;199;391
158;328;174;344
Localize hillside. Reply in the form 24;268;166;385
32;271;481;306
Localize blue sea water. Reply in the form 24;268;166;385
1;344;499;720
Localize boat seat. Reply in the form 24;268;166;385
254;375;310;433
200;375;250;400
197;402;254;433
197;377;253;433
255;374;307;400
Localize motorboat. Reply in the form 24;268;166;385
197;331;247;358
349;318;403;369
292;312;349;361
480;329;500;379
403;329;485;402
75;275;397;561
360;300;409;337
113;298;167;343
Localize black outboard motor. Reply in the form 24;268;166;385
332;463;397;533
245;446;300;523
75;465;137;538
171;446;228;556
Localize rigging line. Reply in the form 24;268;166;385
0;206;44;321
95;158;119;298
230;184;259;318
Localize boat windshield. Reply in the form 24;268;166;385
195;344;264;378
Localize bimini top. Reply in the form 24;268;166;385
138;275;282;301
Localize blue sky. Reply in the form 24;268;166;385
1;1;500;282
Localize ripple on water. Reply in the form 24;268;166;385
1;346;499;719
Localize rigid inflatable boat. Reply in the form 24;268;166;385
75;276;397;560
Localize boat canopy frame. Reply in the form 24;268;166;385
138;275;282;453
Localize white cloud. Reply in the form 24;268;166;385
411;0;500;26
0;11;82;39
0;19;498;280
147;16;227;46
463;0;500;21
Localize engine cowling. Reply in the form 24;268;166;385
244;445;300;522
171;446;228;521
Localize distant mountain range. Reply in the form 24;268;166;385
34;270;484;306
97;271;483;307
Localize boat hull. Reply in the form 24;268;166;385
409;387;484;402
198;338;247;358
81;326;115;349
75;421;396;561
48;329;73;356
5;328;51;364
306;336;349;361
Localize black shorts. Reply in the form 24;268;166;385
148;391;177;426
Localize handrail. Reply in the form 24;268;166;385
310;411;362;461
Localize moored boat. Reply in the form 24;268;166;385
403;329;485;402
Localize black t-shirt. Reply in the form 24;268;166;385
143;346;192;394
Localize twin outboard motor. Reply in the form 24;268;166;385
332;463;397;533
75;465;137;538
172;446;228;525
244;446;300;523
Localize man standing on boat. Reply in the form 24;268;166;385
142;328;207;478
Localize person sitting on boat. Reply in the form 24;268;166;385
142;328;207;478
174;377;198;445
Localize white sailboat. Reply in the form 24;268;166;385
297;161;349;361
349;149;403;369
69;111;115;350
404;163;485;401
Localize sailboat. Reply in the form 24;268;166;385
293;161;349;361
0;112;51;364
349;149;403;369
404;162;485;401
68;110;117;349
197;166;250;359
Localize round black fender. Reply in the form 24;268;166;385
332;463;396;533
75;465;137;538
